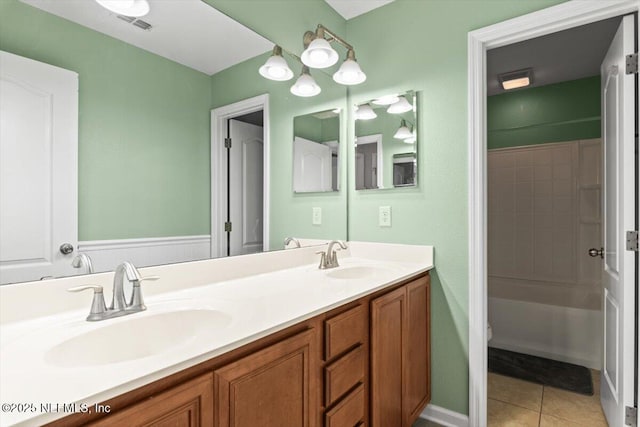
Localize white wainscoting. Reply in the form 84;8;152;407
77;235;211;274
489;296;602;369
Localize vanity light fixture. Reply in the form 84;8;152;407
499;68;533;90
394;120;413;140
95;0;149;17
372;94;400;106
290;66;321;97
333;49;366;85
404;132;417;144
301;25;339;69
259;45;294;81
355;104;377;120
387;96;413;114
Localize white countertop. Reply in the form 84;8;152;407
0;242;433;426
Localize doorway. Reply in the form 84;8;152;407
468;2;638;426
211;94;270;258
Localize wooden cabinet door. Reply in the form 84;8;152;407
89;373;213;427
214;329;317;427
404;275;431;426
370;286;406;427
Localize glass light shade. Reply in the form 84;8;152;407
301;38;339;69
333;59;366;85
387;96;413;114
259;54;293;81
95;0;149;17
404;133;417;144
501;77;530;90
290;73;321;97
372;94;400;105
394;123;413;140
355;104;377;120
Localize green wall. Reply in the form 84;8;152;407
294;114;339;143
488;76;601;149
344;0;566;414
0;0;212;240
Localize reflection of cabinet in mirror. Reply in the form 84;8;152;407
293;109;341;193
393;153;417;187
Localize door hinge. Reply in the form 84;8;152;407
626;53;638;74
627;231;639;251
626;406;637;426
224;138;232;149
224;222;232;233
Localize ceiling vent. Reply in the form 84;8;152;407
116;15;152;31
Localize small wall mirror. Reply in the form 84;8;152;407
354;90;417;190
293;109;341;193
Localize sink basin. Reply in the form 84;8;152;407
326;265;390;280
45;309;231;367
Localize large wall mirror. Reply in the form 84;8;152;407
0;0;348;285
354;90;417;190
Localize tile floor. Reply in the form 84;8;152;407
488;370;609;426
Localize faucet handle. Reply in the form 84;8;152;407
128;276;158;310
68;285;107;321
139;275;159;282
316;251;327;269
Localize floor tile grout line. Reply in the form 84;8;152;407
487;396;541;414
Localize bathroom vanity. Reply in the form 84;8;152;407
0;242;432;427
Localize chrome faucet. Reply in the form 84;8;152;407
68;261;158;321
72;253;94;274
284;237;301;248
317;240;348;269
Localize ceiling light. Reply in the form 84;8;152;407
387;96;413;114
355;104;377;120
394;120;413;140
259;46;293;81
301;27;339;69
372;94;399;106
333;50;366;85
404;133;417;144
290;66;321;97
498;68;533;90
95;0;149;17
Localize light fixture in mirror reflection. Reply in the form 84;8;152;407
0;0;346;285
354;91;417;190
293;109;341;193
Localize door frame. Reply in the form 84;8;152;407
355;133;383;189
467;1;639;425
211;94;270;258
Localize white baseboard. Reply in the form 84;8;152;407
420;404;469;427
78;235;211;273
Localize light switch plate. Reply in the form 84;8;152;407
379;206;391;227
312;207;322;225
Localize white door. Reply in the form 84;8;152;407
228;119;263;256
293;136;332;192
600;15;636;427
0;51;78;284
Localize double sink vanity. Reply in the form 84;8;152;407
0;241;433;427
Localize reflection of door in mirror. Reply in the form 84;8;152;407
228;118;263;257
355;134;383;190
0;51;78;284
293;137;333;193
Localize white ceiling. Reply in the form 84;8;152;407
487;16;621;96
324;0;394;20
20;0;273;76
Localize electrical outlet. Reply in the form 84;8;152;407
379;206;391;227
312;207;322;225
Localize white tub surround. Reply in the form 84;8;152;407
0;241;433;427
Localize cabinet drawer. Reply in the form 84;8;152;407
324;305;365;360
325;345;364;406
324;383;365;427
